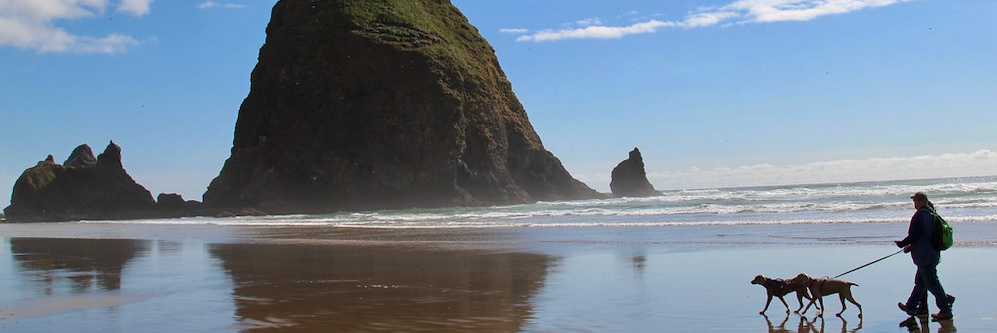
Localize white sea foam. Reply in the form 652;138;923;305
79;176;997;228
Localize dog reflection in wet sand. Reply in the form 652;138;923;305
790;273;862;318
763;313;863;333
751;274;815;314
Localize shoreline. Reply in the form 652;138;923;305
3;220;997;248
3;222;995;332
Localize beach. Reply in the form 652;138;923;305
2;221;995;332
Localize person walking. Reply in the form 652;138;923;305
895;192;953;321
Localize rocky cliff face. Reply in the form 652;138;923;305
3;142;157;222
204;0;602;213
610;148;662;197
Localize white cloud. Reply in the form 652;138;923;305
118;0;153;16
499;28;528;34
643;150;997;190
725;0;914;23
197;1;247;9
679;11;739;28
575;17;603;26
0;0;149;54
572;150;997;192
0;170;12;209
517;20;676;42
517;0;917;42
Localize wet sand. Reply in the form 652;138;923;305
2;221;996;332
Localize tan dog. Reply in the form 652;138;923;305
790;273;862;318
751;274;815;314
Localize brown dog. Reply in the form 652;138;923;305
790;273;862;318
751;274;815;314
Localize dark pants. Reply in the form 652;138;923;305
906;264;951;313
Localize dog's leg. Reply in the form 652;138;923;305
816;296;825;317
778;295;791;313
794;290;810;313
800;288;820;314
836;293;847;317
800;297;816;314
761;294;773;314
842;290;862;318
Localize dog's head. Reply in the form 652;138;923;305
751;274;767;285
790;272;813;285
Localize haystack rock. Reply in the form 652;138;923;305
610;148;662;197
3;142;157;222
204;0;602;213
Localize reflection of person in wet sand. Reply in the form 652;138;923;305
901;315;956;333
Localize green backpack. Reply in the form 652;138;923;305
923;208;954;251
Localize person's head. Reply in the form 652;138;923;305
911;192;931;209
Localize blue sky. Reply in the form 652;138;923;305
1;0;996;206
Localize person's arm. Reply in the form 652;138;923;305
896;212;923;248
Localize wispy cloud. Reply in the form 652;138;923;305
118;0;153;16
572;150;997;191
575;17;603;26
518;20;677;42
499;28;529;34
197;1;247;10
647;150;997;190
517;0;916;42
727;0;914;23
0;0;151;54
0;169;13;208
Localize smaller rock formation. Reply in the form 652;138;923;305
610;148;662;197
156;193;187;210
4;142;158;222
154;193;211;218
64;144;97;168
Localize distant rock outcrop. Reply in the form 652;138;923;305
152;192;211;218
3;142;157;222
156;193;187;210
610;148;662;197
64;144;97;168
203;0;602;213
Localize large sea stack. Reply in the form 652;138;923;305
610;148;662;197
3;142;157;222
204;0;601;213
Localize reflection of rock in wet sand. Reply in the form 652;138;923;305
10;238;150;292
210;243;553;332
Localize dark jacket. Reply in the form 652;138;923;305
898;207;941;266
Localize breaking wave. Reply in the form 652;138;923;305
84;176;997;228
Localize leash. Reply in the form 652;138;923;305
832;249;904;279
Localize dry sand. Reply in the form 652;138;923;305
2;221;995;332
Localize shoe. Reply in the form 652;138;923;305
947;294;955;308
899;316;918;328
931;312;953;322
898;302;916;316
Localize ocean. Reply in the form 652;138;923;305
93;175;997;228
7;176;997;333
